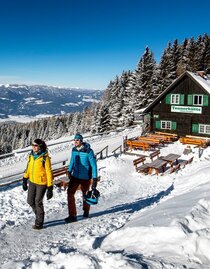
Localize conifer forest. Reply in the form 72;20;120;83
0;34;210;154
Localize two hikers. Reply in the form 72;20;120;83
23;134;98;228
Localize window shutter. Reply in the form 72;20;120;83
171;121;177;130
188;95;193;105
192;124;199;133
180;94;185;105
155;121;161;129
203;95;208;106
165;95;171;104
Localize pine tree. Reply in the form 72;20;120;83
121;70;135;126
158;42;173;91
171;39;181;79
108;76;123;129
186;37;197;71
195;35;205;70
203;33;210;70
134;47;157;109
177;38;189;75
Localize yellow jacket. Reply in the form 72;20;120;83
24;152;53;187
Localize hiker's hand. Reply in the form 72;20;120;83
47;186;53;200
91;178;97;190
67;171;72;180
22;178;28;191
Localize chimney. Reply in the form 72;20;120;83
205;68;210;78
197;70;207;80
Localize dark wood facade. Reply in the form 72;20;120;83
144;72;210;137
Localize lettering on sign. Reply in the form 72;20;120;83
171;106;202;114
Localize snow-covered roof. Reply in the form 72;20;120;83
188;71;210;94
134;108;146;113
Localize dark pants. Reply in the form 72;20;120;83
27;181;47;226
67;176;91;217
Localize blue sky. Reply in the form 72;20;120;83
0;0;209;90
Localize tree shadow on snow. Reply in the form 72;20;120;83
92;183;174;218
44;183;174;229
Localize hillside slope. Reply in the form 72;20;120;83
0;84;102;118
1;128;210;268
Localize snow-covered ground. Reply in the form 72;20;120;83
1;127;210;269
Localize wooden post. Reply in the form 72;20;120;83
123;136;128;153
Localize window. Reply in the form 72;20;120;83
156;121;176;130
161;121;171;130
193;95;203;105
171;94;180;104
199;124;210;134
188;95;208;106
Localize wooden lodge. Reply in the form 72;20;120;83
144;71;210;138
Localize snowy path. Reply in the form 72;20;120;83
1;128;210;268
0;154;174;268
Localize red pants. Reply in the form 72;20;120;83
67;176;91;217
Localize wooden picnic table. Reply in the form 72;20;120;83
161;153;181;166
179;136;209;147
155;132;178;141
155;131;177;137
126;140;151;151
137;138;159;146
138;136;165;145
147;158;167;175
147;134;171;142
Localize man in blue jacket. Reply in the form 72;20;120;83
65;133;98;223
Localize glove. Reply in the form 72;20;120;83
22;178;28;191
67;171;72;180
46;186;53;200
91;178;97;190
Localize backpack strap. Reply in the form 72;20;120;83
42;155;47;168
25;154;47;171
24;155;31;173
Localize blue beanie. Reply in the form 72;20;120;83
74;133;83;141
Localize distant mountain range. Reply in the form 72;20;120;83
0;84;103;119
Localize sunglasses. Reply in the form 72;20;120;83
74;139;81;142
32;144;40;147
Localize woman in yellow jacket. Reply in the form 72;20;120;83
22;139;53;230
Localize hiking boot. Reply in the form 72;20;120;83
83;211;89;218
32;224;43;230
64;216;77;223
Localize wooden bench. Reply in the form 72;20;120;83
53;166;69;189
133;156;149;174
155;132;178;141
138;136;164;146
126;140;151;151
186;135;210;141
148;134;171;143
179;137;208;148
53;166;68;178
53;165;101;190
149;150;160;161
180;156;194;168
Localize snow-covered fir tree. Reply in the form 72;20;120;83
134;47;157;109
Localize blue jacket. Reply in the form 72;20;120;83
68;142;97;180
